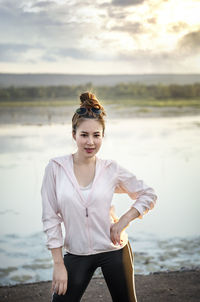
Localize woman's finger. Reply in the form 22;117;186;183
54;281;59;294
111;233;116;244
52;280;58;293
110;225;121;244
51;281;55;294
63;280;68;295
110;229;114;243
58;282;64;295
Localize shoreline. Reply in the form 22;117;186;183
0;270;199;302
0;105;200;126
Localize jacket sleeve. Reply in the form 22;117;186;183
114;161;157;219
41;160;63;249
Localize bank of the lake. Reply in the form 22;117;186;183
1;102;200;125
0;270;199;302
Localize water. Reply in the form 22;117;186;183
0;115;200;285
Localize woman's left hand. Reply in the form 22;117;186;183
110;216;130;246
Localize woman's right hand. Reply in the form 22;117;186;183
51;262;68;295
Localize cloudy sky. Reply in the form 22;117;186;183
0;0;200;74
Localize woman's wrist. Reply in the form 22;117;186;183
118;215;130;230
50;247;64;265
54;260;64;265
120;207;140;226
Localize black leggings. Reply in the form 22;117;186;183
52;241;137;302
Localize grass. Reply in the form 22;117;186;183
102;98;200;108
0;98;200;108
0;99;76;107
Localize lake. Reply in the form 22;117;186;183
0;115;200;285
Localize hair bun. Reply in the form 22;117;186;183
79;91;106;116
80;92;95;106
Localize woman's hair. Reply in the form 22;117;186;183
72;92;106;136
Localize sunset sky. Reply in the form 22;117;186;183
0;0;200;74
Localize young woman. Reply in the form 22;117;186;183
41;92;157;302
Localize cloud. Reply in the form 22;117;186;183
0;38;180;71
111;21;144;34
0;43;105;63
0;0;106;63
113;48;189;73
178;29;200;53
106;9;128;19
0;1;93;47
116;48;171;62
168;22;189;33
42;47;94;61
32;1;55;9
112;0;145;6
147;17;157;24
0;0;199;73
0;43;36;62
28;0;58;12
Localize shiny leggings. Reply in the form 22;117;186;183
52;241;137;302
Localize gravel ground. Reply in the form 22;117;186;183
0;270;200;302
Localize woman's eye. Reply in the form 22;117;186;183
81;134;100;137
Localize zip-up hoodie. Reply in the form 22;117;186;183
41;153;157;255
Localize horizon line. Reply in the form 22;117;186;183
0;72;200;76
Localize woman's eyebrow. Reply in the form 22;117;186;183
80;131;101;134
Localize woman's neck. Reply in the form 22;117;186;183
72;152;96;166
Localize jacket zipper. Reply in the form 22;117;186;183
85;207;92;252
86;208;88;217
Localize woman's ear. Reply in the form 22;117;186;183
72;131;76;141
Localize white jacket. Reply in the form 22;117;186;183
41;153;157;255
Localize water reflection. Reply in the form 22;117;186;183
0;115;200;284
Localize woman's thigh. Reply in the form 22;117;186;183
52;253;96;302
100;242;137;302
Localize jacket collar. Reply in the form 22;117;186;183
51;153;112;206
51;153;112;169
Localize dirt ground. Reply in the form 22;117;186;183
0;270;199;302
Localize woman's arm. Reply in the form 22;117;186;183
114;161;157;219
41;161;64;249
51;247;68;296
41;161;67;295
110;207;140;245
111;161;157;245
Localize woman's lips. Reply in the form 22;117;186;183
85;148;95;153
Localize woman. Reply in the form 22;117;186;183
41;92;157;302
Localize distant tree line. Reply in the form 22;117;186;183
0;83;200;101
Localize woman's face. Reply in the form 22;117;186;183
72;119;104;158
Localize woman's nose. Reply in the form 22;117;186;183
87;136;94;145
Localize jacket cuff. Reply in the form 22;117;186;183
44;224;63;250
46;242;63;250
